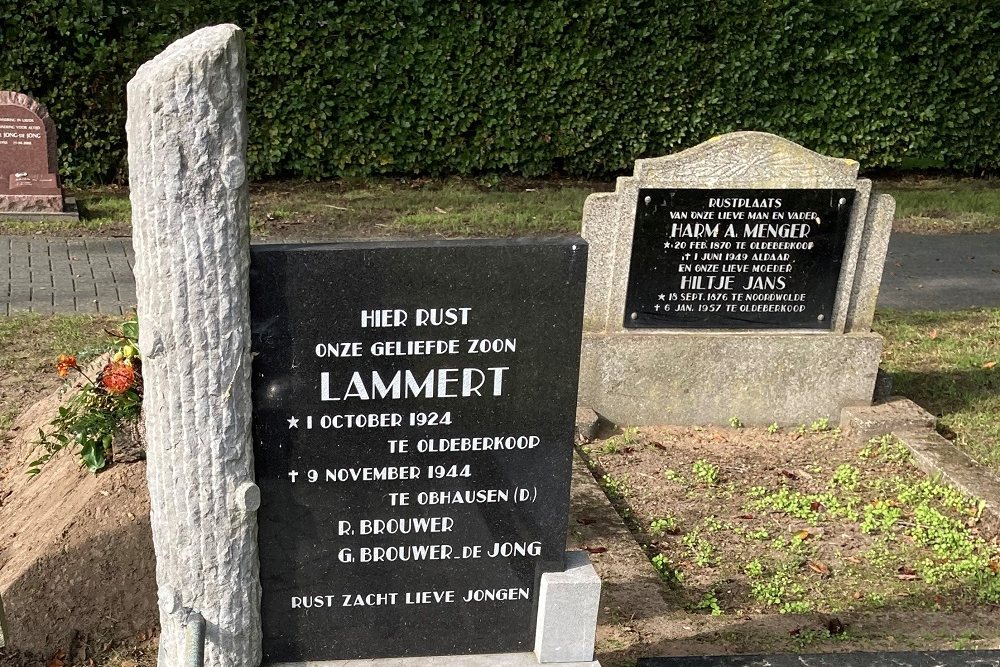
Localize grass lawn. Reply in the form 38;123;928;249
0;175;997;238
0;179;605;239
884;176;1000;234
874;307;1000;470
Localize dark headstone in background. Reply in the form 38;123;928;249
624;188;853;330
0;91;63;213
250;238;587;663
639;651;1000;667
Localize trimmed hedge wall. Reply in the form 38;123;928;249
2;1;997;185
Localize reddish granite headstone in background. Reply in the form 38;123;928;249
0;91;65;213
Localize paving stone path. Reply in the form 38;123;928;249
1;233;998;316
879;232;1000;310
0;237;135;316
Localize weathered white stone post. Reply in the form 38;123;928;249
126;25;260;667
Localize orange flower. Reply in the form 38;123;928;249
100;361;136;394
56;354;78;378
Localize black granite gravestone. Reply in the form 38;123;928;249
624;189;854;329
250;238;587;662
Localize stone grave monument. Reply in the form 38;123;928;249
580;132;894;425
0;91;77;220
128;24;600;667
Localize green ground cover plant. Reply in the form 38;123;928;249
582;425;1000;653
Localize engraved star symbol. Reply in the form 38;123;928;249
663;241;671;249
287;416;299;429
658;293;666;301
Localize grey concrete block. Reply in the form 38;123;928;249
534;551;601;664
840;396;936;443
580;331;883;426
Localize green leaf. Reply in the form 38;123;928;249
121;320;139;341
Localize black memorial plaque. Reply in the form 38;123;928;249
250;238;587;663
623;189;855;329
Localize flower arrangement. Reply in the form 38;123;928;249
29;320;143;475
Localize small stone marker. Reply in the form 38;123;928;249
0;91;75;218
580;132;894;425
250;238;597;662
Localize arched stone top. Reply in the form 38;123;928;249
630;131;859;189
0;90;58;174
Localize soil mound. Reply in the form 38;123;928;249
0;377;156;663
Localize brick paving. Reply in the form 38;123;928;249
0;237;135;316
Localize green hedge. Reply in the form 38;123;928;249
2;1;997;185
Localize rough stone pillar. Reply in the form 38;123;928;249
126;25;260;667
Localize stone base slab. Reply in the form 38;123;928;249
0;197;78;221
273;654;600;666
840;396;936;443
579;331;883;426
